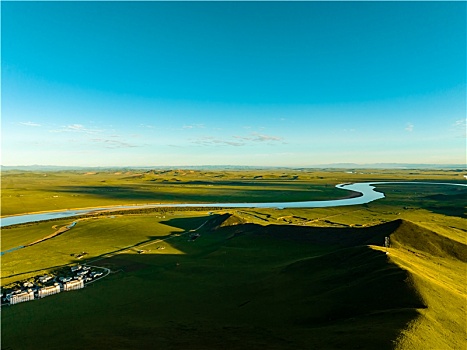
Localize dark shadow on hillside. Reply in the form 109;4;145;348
3;216;435;350
88;216;427;349
218;217;466;262
217;218;402;248
159;213;231;232
80;249;424;350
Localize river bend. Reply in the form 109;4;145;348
1;181;465;228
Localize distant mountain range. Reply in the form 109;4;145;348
304;163;466;169
1;163;465;171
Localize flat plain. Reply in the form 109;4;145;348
1;168;466;349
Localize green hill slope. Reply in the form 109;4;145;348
2;214;465;349
370;220;467;350
388;219;467;262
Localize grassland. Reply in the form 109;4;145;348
2;168;464;216
1;169;466;349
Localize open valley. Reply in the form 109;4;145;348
1;169;466;349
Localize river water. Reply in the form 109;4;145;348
1;181;465;228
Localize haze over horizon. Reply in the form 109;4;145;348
2;2;466;167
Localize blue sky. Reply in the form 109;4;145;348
2;1;466;167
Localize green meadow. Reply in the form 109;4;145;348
2;168;464;216
1;169;466;349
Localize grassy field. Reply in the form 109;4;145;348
1;169;466;349
1;168;464;216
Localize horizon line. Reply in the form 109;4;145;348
2;163;466;169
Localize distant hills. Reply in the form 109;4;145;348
303;163;466;169
1;163;465;171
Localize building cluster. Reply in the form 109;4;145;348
2;265;104;305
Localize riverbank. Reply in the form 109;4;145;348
2;181;466;228
0;182;379;227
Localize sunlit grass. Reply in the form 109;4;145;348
371;245;466;349
1;212;209;286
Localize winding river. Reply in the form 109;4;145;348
1;181;465;228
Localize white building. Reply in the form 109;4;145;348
9;290;34;304
64;279;84;291
38;285;61;298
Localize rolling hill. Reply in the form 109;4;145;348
2;213;465;349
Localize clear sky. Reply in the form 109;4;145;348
2;1;466;167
